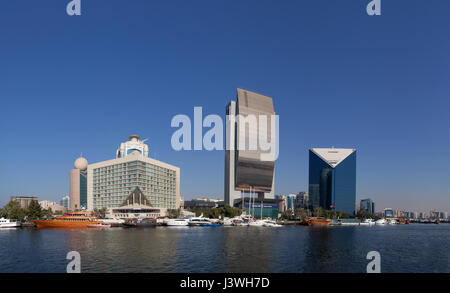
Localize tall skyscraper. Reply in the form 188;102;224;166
225;88;276;207
69;156;88;210
360;198;375;214
308;147;356;216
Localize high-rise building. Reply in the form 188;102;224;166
295;192;309;209
86;136;181;215
360;198;375;214
69;156;88;210
287;194;296;210
308;147;356;216
60;196;70;210
224;88;276;207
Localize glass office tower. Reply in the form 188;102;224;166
360;198;375;214
308;148;356;216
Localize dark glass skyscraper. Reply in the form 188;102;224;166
308;148;356;216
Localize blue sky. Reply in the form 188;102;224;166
0;0;449;212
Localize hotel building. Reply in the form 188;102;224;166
308;147;357;216
70;135;180;217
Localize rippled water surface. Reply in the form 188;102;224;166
0;225;449;273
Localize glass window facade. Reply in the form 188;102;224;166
308;150;356;216
80;171;87;209
91;160;177;210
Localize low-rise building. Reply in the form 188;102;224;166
11;196;38;209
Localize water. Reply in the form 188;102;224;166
0;225;449;273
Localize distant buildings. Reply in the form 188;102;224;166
287;194;296;210
10;196;38;209
224;89;278;218
69;135;181;218
360;198;375;214
60;196;70;210
184;197;224;210
384;208;394;218
276;192;309;213
295;192;309;210
308;147;357;216
39;200;65;213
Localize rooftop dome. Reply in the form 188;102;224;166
74;156;88;171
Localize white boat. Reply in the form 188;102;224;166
389;219;398;225
263;220;282;227
0;218;21;228
87;223;111;228
166;218;189;226
98;217;125;226
248;220;266;227
222;219;233;226
188;215;212;226
360;219;376;226
375;219;387;225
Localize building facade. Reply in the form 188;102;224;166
10;196;38;209
225;88;276;207
60;196;70;210
69;156;88;211
85;136;180;214
360;198;375;214
308;148;357;216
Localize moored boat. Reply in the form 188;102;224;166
263;220;282;227
87;223;111;228
98;217;125;227
188;215;212;226
0;218;21;228
375;219;387;225
199;223;221;227
32;212;100;228
166;218;189;226
305;217;331;226
360;219;375;226
248;220;266;227
123;218;156;227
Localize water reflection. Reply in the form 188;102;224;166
0;225;450;273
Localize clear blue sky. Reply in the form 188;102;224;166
0;0;449;212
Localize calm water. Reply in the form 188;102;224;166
0;224;449;273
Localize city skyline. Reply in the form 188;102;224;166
1;1;449;211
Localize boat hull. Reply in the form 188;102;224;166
0;223;21;228
33;220;100;229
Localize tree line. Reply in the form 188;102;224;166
0;200;56;221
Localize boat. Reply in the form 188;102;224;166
263;220;282;227
87;223;111;228
199;223;221;227
98;217;125;227
360;219;375;226
222;219;233;226
389;219;398;225
305;217;331;226
123;218;156;227
166;218;189;226
0;218;21;228
338;219;361;226
188;215;212;226
375;219;387;225
248;220;266;227
32;212;100;228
